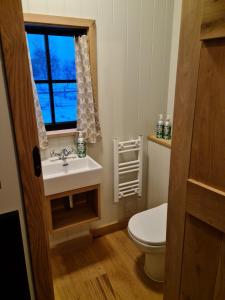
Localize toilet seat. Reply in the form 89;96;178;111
128;203;167;246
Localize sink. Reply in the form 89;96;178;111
42;155;103;196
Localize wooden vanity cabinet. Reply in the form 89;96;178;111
45;185;100;233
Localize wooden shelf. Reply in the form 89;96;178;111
148;134;172;149
52;202;99;231
46;185;100;232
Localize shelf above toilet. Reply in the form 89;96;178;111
148;134;171;149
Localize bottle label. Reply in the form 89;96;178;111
164;125;171;140
77;142;86;158
156;124;164;138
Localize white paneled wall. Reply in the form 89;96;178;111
22;0;174;228
167;0;182;118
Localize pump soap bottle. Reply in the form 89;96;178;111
77;131;86;158
164;114;172;140
156;114;164;138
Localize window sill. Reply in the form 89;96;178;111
47;128;78;138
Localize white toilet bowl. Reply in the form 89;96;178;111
128;203;167;282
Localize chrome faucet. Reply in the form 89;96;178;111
50;147;76;166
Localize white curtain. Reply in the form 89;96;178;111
26;36;48;150
75;35;101;143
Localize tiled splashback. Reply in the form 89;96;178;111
41;136;75;160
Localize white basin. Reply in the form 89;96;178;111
42;155;103;196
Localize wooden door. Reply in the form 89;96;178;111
0;1;54;299
164;1;225;299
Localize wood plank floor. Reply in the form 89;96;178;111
50;230;164;300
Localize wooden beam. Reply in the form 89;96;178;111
180;215;222;300
201;0;225;40
0;1;54;299
164;0;202;299
187;180;225;232
24;13;94;28
91;219;129;238
202;0;225;25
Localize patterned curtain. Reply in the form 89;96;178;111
75;35;101;143
26;36;48;150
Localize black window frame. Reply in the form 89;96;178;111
26;25;87;131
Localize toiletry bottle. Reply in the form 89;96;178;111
156;114;164;138
164;114;172;140
77;131;86;158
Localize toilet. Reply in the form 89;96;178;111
128;203;167;282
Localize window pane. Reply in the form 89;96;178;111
36;84;52;124
27;34;48;80
49;35;76;80
53;83;77;123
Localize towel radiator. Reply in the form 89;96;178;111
113;135;143;203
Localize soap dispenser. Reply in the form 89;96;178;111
77;131;86;158
164;114;172;140
156;114;164;138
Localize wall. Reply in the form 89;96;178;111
0;48;35;299
22;0;175;232
167;0;182;118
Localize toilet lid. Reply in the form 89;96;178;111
128;203;167;246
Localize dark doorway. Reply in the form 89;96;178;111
0;211;31;300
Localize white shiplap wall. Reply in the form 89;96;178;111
167;0;182;118
22;0;174;230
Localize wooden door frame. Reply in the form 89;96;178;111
164;0;202;299
164;0;225;299
0;1;54;299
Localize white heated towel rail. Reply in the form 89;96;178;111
113;135;143;202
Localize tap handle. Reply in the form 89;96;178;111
63;146;76;155
50;150;55;157
62;148;69;156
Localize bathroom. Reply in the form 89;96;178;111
1;0;225;299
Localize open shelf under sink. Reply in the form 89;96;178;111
46;185;100;232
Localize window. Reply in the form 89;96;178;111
26;26;86;131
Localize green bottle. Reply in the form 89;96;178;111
77;131;86;158
156;114;164;138
164;114;172;140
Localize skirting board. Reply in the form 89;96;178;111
50;219;129;252
50;233;93;253
91;219;129;238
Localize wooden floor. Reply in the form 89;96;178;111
50;230;164;300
